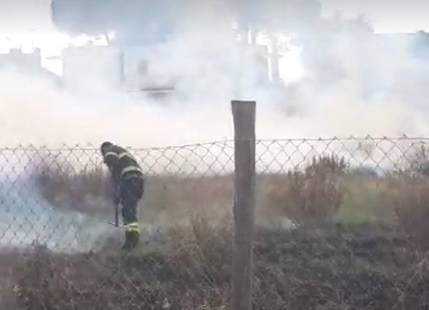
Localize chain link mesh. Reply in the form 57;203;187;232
1;137;428;249
2;137;429;309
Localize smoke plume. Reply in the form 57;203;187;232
2;0;429;146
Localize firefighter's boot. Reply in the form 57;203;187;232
122;223;140;251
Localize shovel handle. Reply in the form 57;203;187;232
114;202;119;227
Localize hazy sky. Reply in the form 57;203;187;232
321;0;429;33
0;0;428;35
0;0;53;34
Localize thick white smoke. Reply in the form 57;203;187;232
280;18;429;138
2;13;429;148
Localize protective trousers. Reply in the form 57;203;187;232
119;176;144;250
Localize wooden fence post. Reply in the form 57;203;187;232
231;100;256;310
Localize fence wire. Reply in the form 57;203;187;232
0;137;428;251
3;137;429;310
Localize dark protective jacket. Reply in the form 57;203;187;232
102;145;143;185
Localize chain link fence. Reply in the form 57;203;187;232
2;136;429;309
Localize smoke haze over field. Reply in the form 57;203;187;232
1;1;429;147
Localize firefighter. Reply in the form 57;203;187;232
100;141;144;250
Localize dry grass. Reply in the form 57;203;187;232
33;162;112;216
9;147;429;309
31;153;429;255
384;173;429;252
13;221;429;310
32;156;348;225
14;212;233;310
262;155;346;225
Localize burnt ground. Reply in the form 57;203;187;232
0;251;24;310
6;223;429;310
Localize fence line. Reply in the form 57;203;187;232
0;136;429;251
2;136;429;175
